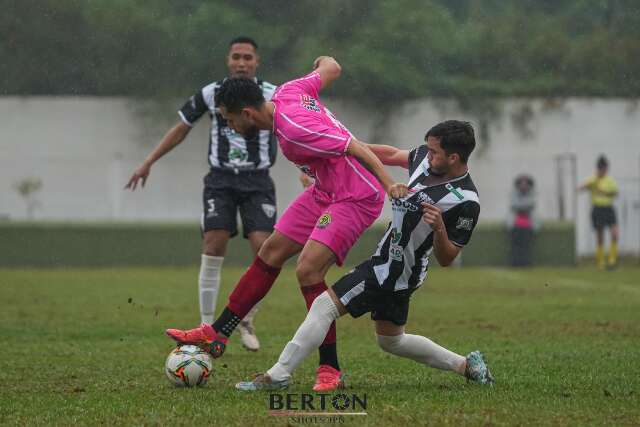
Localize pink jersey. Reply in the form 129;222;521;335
272;72;383;203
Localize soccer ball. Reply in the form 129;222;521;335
165;345;213;387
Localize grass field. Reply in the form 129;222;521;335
1;265;639;426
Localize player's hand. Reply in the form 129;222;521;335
422;202;445;232
299;173;314;189
387;183;409;199
125;163;151;190
313;56;332;70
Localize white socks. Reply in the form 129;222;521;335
199;254;224;324
376;333;466;373
267;292;339;382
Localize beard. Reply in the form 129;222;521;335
427;166;445;176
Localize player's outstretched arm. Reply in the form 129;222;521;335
125;122;191;190
312;56;342;90
367;144;410;168
346;138;408;199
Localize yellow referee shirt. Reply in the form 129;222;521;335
584;175;618;207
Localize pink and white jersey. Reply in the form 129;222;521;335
272;72;383;203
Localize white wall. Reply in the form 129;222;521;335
1;97;639;256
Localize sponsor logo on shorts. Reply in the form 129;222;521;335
456;217;474;230
262;204;276;219
317;213;332;229
300;94;321;112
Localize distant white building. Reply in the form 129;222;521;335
1;97;639;256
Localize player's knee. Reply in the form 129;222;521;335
376;334;404;354
202;232;228;256
295;261;319;285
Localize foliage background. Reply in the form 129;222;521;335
3;0;640;101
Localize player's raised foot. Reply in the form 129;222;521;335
464;351;494;385
238;319;260;352
312;365;345;392
165;323;229;358
235;373;289;391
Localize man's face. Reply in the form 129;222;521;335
426;136;454;175
226;43;259;79
219;105;257;137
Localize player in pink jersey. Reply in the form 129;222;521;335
166;56;407;391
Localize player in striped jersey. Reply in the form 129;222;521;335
235;120;494;390
126;37;276;351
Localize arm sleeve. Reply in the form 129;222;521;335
445;201;480;247
408;145;428;176
609;178;619;193
278;71;322;98
178;89;208;127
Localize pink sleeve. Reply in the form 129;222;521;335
277;72;322;98
276;111;351;159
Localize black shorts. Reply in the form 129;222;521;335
591;206;617;230
202;169;276;238
332;261;417;326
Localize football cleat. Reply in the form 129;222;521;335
165;323;228;358
235;373;289;391
312;365;345;392
238;319;260;352
464;351;494;385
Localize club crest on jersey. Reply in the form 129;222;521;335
456;217;474;230
262;204;276;219
300;94;321;112
317;213;332;229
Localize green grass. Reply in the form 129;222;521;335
1;266;639;426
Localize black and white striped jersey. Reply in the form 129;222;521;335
369;145;480;292
178;79;278;171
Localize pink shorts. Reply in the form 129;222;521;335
275;188;383;266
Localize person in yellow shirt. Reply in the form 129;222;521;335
579;155;619;269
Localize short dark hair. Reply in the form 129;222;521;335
215;78;265;113
425;120;476;164
596;155;609;169
229;36;258;50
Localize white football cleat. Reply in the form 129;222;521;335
238;318;260;352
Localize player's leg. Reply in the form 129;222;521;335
235;184;278;351
295;196;382;391
296;239;344;390
234;231;271;352
198;173;238;324
166;189;320;355
375;321;467;373
607;209;619;269
595;227;605;269
373;298;493;384
199;230;231;324
236;289;349;391
592;207;606;269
